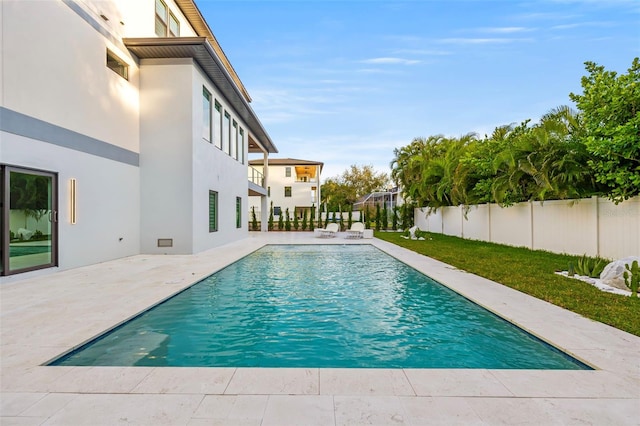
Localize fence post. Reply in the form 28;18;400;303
595;196;600;257
530;200;534;250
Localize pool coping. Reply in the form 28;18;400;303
2;232;639;425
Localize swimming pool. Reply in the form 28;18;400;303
50;245;589;369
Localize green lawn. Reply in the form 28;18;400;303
375;231;640;337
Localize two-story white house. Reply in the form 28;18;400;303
0;0;276;279
248;158;323;225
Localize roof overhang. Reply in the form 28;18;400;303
124;37;278;154
173;0;251;102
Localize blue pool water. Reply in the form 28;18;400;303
51;245;589;369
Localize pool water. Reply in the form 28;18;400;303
51;245;589;369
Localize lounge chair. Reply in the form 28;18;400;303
315;222;339;238
345;222;365;239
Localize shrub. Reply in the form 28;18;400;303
268;202;274;231
623;260;639;297
301;210;308;231
284;208;291;231
251;206;258;231
573;255;609;278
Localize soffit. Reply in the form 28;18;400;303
124;37;277;154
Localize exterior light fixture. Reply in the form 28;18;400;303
70;178;77;224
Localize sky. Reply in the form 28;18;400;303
196;0;640;182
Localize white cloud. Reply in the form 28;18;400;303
393;48;452;56
438;37;530;45
480;26;533;34
360;57;421;65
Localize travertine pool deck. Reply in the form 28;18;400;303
1;232;639;425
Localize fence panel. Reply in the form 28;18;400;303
531;198;598;256
489;203;532;249
415;196;639;258
598;197;640;260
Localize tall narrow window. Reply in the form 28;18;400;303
214;101;222;149
285;167;291;177
223;112;231;155
106;50;128;80
169;12;180;36
155;0;168;36
239;128;245;164
202;88;211;142
236;197;242;228
231;120;238;159
209;191;218;232
284;186;292;197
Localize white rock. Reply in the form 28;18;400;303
600;256;640;291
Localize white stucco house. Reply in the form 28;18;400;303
248;158;323;224
0;0;276;279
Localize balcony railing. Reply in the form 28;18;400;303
248;166;264;187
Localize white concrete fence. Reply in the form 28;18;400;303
415;196;640;259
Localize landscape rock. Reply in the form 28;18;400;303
600;256;640;291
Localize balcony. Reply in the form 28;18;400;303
248;166;267;196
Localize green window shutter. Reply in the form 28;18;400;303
236;197;242;228
209;191;218;232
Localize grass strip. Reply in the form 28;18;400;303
375;231;640;337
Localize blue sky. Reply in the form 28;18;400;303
197;0;639;181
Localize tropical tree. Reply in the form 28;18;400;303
569;58;640;203
322;164;390;210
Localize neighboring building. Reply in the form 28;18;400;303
248;158;323;223
0;0;277;279
353;187;404;212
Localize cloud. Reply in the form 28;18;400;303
551;21;615;30
438;37;530;45
359;57;421;65
393;48;452;56
480;26;533;34
250;88;340;124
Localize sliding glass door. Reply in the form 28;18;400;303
1;166;58;275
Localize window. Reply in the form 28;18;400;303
284;186;292;197
231;120;238;159
169;12;180;36
208;191;218;232
285;167;291;177
214;101;222;149
155;0;168;36
202;88;211;142
236;197;242;228
223;111;230;154
106;50;128;80
239;128;245;164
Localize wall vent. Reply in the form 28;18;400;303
157;238;173;248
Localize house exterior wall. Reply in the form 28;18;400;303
1;0;141;275
115;0;199;38
1;0;273;278
1;0;140;152
249;164;320;219
139;59;194;254
191;63;250;251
